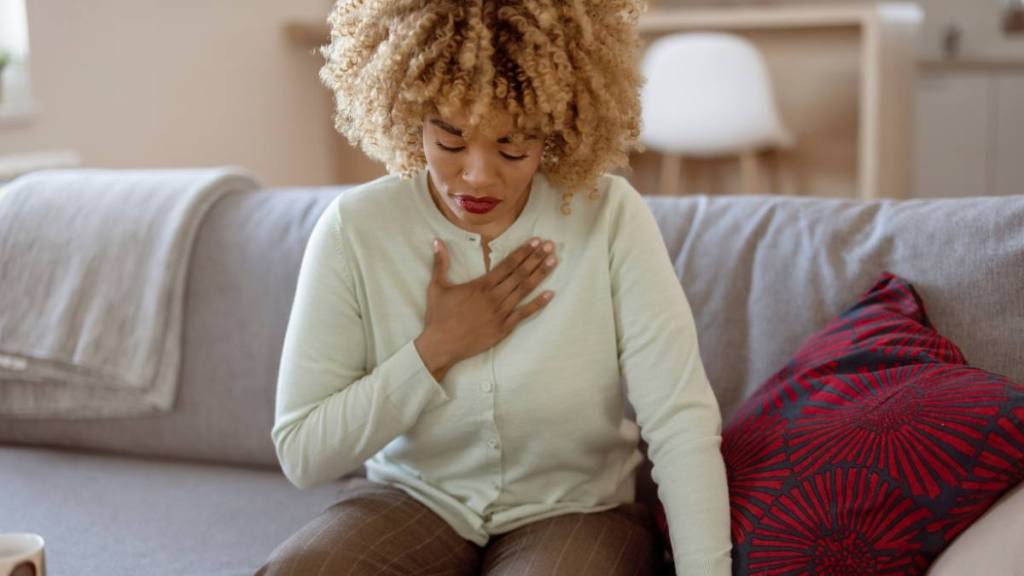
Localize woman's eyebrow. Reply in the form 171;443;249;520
430;118;463;137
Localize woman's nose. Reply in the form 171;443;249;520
461;150;499;189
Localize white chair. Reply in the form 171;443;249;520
640;32;794;196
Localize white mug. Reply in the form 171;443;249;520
0;533;45;576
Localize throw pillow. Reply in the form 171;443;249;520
654;273;1024;575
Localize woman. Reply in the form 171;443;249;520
258;1;732;574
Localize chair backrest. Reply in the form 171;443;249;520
640;32;793;156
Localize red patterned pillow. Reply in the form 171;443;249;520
654;273;1024;575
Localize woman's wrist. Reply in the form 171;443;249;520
414;330;454;382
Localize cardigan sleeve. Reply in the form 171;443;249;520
271;197;449;489
607;178;733;575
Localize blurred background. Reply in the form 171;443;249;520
0;0;1022;199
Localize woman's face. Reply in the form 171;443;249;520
422;108;544;240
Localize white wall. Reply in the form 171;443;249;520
0;0;349;187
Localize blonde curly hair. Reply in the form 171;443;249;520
319;0;646;213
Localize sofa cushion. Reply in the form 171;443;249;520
655;273;1024;574
0;445;349;576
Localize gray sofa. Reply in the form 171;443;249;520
1;181;1022;576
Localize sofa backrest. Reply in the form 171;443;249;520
646;194;1024;422
2;186;1021;471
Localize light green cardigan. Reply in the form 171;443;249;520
272;168;732;575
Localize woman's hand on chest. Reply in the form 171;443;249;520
414;236;559;380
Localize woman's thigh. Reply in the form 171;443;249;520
256;477;482;576
481;502;659;576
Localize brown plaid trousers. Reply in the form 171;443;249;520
256;477;660;575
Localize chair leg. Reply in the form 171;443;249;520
684;157;699;195
765;148;783;195
771;148;801;196
740;150;760;195
659;153;683;196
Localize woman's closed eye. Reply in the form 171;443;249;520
434;141;528;161
434;141;464;153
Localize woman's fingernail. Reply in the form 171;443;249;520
433;239;440;253
530;238;540;248
546;257;556;266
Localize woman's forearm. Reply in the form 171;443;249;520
273;339;450;489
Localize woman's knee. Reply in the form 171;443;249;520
256;479;479;576
482;504;659;576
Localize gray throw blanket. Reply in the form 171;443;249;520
0;167;260;418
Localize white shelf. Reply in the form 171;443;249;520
639;2;921;31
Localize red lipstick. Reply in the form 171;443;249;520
455;195;500;214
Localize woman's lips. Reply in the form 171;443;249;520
455;195;500;214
